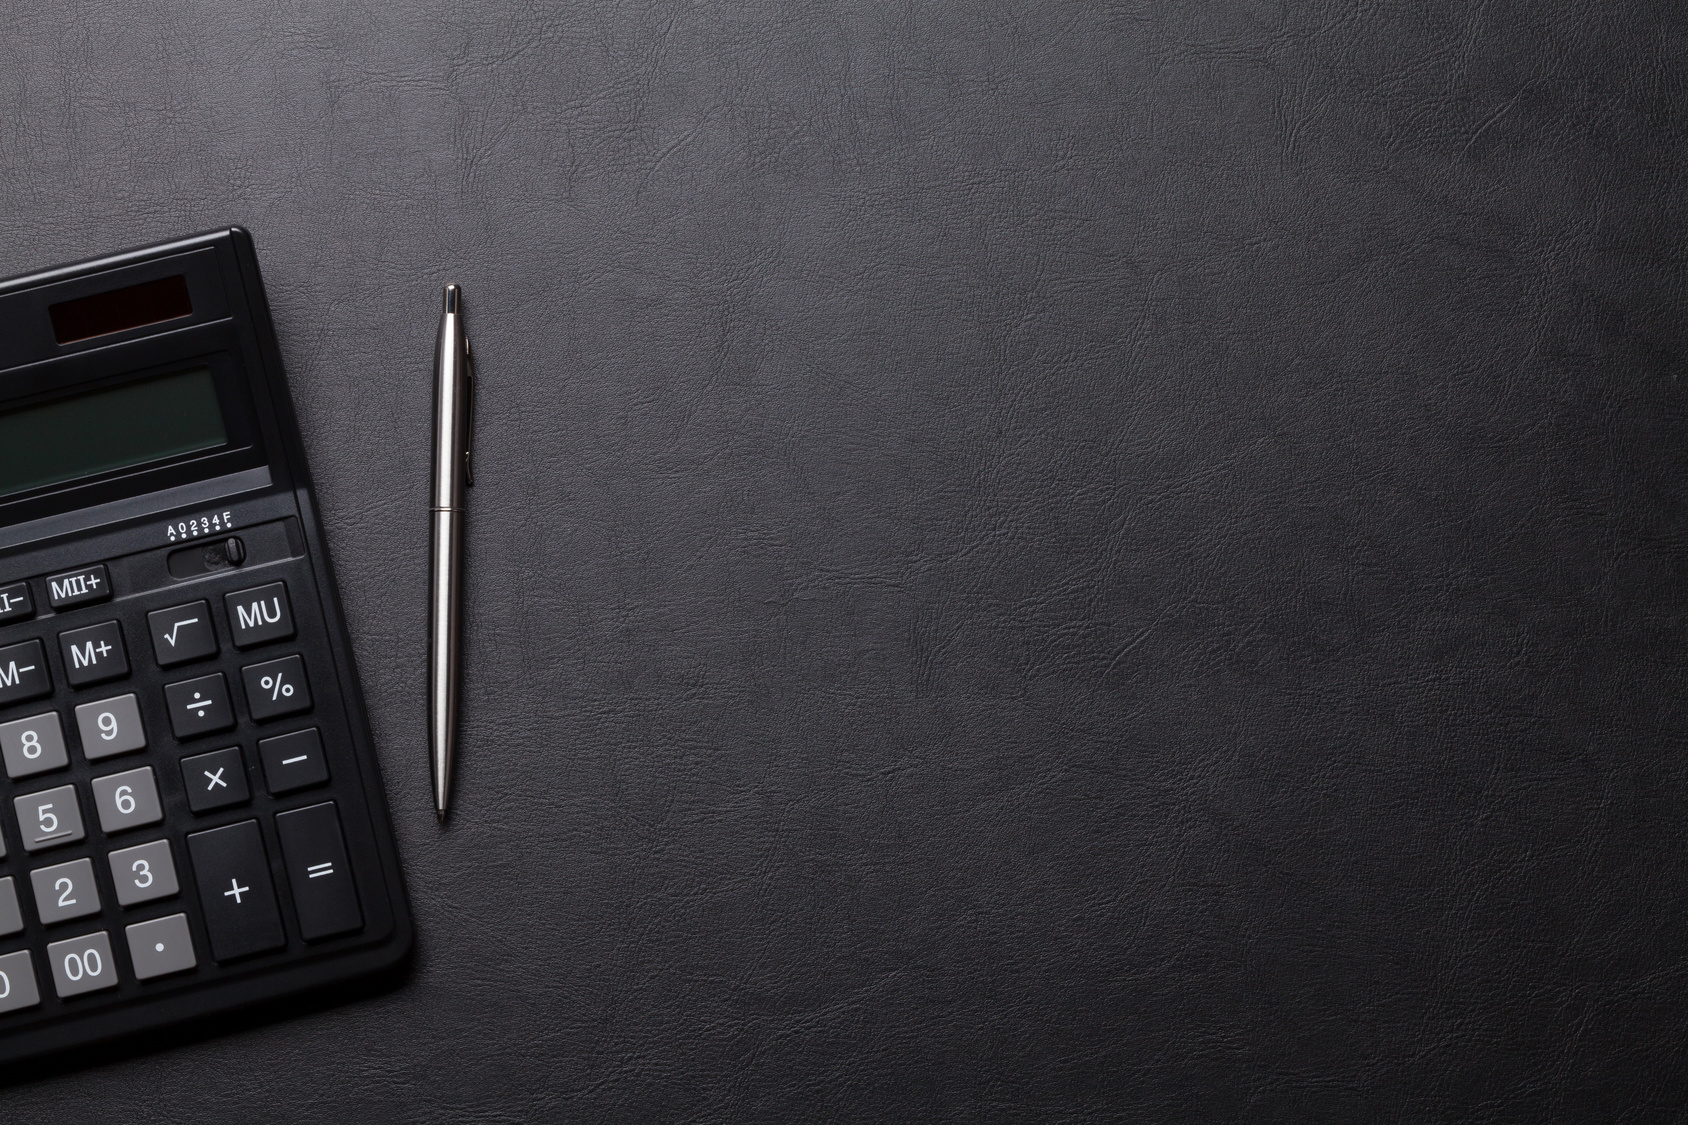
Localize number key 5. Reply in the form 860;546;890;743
13;785;85;852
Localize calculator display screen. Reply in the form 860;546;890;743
0;367;227;499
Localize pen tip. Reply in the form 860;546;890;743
443;284;461;315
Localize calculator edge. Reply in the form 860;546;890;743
223;226;416;975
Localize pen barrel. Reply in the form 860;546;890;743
428;507;465;812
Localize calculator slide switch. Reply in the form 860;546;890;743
186;820;285;962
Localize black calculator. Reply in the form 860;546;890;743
0;229;411;1064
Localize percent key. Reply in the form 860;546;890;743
241;655;313;721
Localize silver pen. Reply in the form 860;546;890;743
429;284;474;820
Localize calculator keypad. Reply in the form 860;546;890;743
0;542;378;1027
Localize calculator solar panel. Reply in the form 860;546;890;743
0;230;411;1065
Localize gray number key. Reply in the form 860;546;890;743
0;950;41;1014
74;694;146;761
14;785;84;852
30;857;100;925
91;766;162;834
0;712;67;780
107;838;179;906
47;930;116;997
0;877;22;936
125;913;197;980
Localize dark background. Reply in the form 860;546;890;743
2;0;1686;1120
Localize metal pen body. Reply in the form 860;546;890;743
429;284;473;819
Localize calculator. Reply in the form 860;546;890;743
0;229;411;1064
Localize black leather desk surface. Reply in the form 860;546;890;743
1;1;1685;1120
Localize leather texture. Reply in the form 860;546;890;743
2;0;1686;1120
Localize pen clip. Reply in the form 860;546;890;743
462;331;476;488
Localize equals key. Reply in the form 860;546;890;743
275;802;362;941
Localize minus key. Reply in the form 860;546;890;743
257;728;329;795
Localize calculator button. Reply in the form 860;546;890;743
146;600;218;667
275;801;362;941
186;819;285;962
46;930;116;997
45;565;110;611
30;857;101;925
0;877;22;936
258;728;329;794
90;766;163;834
241;654;312;722
14;784;85;852
0;712;68;779
0;949;40;1013
164;673;235;740
181;747;250;813
107;839;179;906
0;582;34;624
225;582;295;649
0;640;51;706
125;913;197;980
74;694;147;760
58;620;128;687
